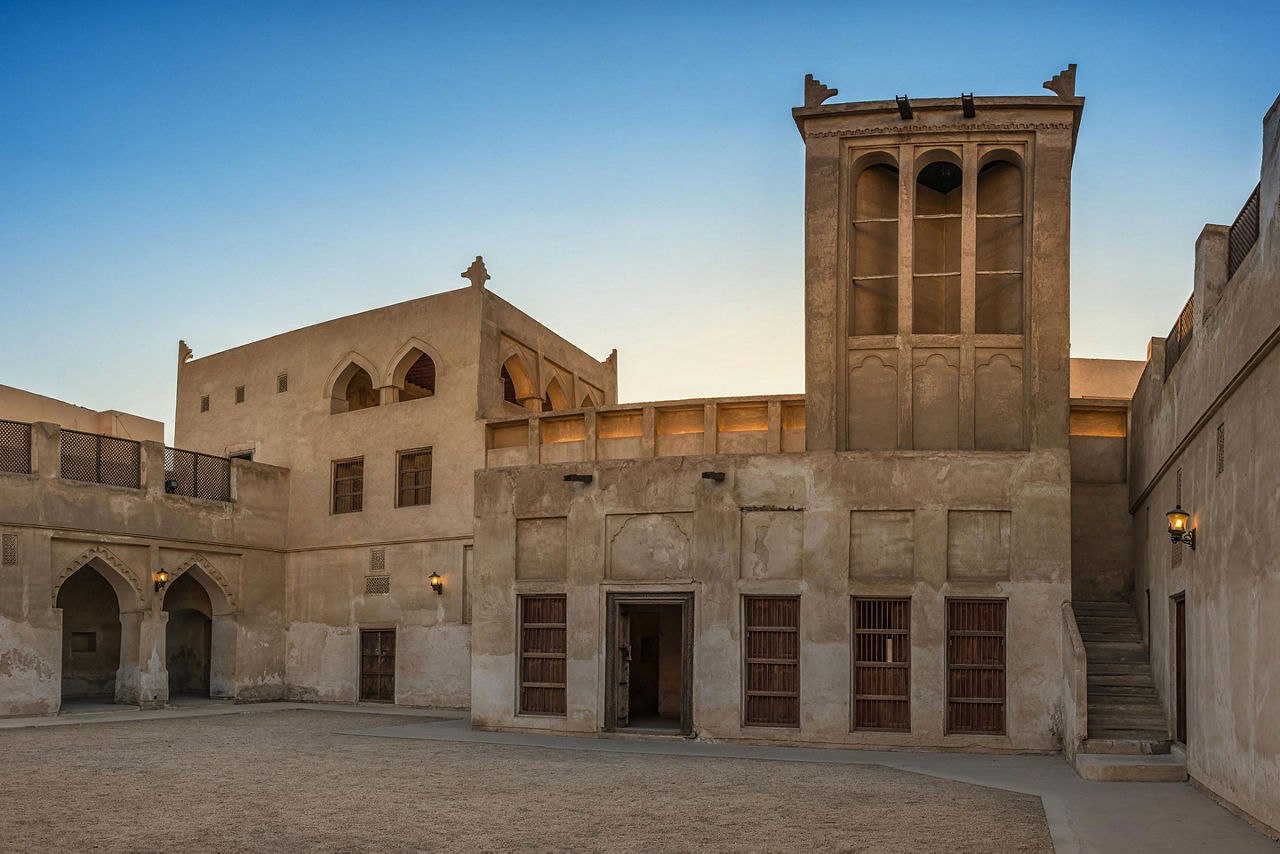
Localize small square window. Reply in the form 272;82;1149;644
200;395;210;413
235;385;245;404
2;533;16;566
70;631;96;653
277;373;288;394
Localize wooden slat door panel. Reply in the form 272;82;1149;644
946;599;1005;734
520;596;567;715
853;597;910;731
359;629;395;703
617;609;631;728
1175;596;1186;744
744;597;800;727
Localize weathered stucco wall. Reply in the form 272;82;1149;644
174;279;613;709
0;422;289;715
0;383;162;442
473;449;1071;751
1128;94;1280;837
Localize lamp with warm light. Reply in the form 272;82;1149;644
154;568;169;593
1166;505;1196;550
429;571;443;595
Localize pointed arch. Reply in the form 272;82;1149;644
501;352;536;407
168;553;236;615
326;351;382;414
386;338;443;402
579;392;597;409
543;376;570;411
52;545;143;610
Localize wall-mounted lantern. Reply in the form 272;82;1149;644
429;571;444;595
154;568;169;593
165;479;179;494
1166;504;1196;550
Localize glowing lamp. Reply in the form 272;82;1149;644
429;571;443;595
154;568;169;593
1166;505;1196;550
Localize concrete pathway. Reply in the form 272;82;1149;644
344;717;1278;854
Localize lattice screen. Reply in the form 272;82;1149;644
60;430;141;488
165;447;232;501
333;458;364;514
364;576;390;595
743;596;800;727
946;599;1006;734
520;596;567;715
0;420;32;475
853;597;910;731
2;534;16;566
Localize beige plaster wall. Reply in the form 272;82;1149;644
173;281;613;708
0;384;163;442
0;422;289;715
473;449;1071;751
1128;93;1280;836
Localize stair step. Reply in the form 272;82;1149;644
1074;753;1186;782
1088;684;1158;695
1088;674;1155;687
1080;737;1172;755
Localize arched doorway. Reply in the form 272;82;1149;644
56;564;124;703
164;572;213;698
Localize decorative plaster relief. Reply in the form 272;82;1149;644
913;350;960;450
947;510;1012;580
975;349;1026;450
848;351;898;450
606;512;693;580
740;509;803;580
850;510;915;579
516;517;567;580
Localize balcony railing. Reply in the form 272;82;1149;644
1227;183;1261;279
164;446;232;502
0;419;32;474
1164;294;1195;380
60;429;142;488
485;395;805;469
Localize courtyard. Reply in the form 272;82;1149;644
1;705;1273;853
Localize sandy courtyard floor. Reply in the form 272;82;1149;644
0;709;1052;853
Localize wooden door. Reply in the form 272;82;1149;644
617;607;631;728
1175;597;1186;744
360;629;395;703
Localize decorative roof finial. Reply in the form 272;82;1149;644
462;255;490;289
804;74;838;108
178;340;193;364
1043;64;1077;98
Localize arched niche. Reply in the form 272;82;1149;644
329;360;380;414
976;154;1025;334
851;152;900;336
387;340;441;402
163;572;213;697
913;151;962;334
55;557;134;702
543;376;570;412
501;353;536;408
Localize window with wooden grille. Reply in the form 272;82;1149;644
396;448;432;508
1216;423;1224;475
200;395;210;412
519;595;566;716
2;534;16;566
853;597;910;731
332;457;364;514
277;373;288;394
235;385;245;404
743;596;800;727
946;599;1006;734
371;548;385;571
0;419;32;475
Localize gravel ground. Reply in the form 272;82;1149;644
0;710;1052;853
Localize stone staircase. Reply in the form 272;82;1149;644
1071;600;1186;782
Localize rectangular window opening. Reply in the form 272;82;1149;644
743;596;800;727
234;385;245;404
332;457;364;514
1;533;16;566
946;598;1006;734
397;448;432;507
853;597;910;731
277;373;288;394
519;595;567;716
200;395;210;413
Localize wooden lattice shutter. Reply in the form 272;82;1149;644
946;599;1006;734
743;596;800;726
520;596;567;715
853;597;910;730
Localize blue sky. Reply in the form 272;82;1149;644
1;1;1275;437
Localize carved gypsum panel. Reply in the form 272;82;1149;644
739;510;803;580
847;351;897;450
974;349;1025;450
606;513;693;579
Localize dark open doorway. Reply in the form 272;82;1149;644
1174;594;1187;745
164;572;213;698
57;564;123;704
606;593;693;735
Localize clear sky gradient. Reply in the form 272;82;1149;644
2;1;1276;439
